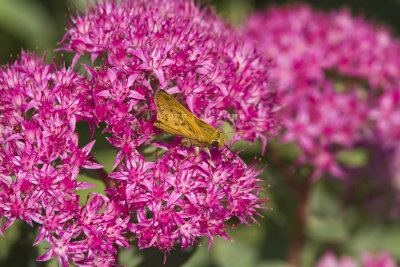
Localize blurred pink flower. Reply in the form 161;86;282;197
343;141;400;219
317;251;398;267
316;251;357;267
362;251;398;267
245;4;400;179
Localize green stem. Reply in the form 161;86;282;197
288;177;312;267
267;148;313;267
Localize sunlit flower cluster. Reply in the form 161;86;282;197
59;0;278;150
109;144;264;253
0;51;130;266
245;4;400;179
0;0;278;265
58;0;277;256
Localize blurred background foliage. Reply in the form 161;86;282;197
1;0;400;266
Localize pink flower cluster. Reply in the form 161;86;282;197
0;0;278;265
59;0;278;149
317;251;398;267
108;143;264;253
245;4;400;179
57;0;277;256
0;52;130;265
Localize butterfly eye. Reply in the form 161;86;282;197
211;140;220;147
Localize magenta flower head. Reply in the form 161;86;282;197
316;251;358;267
317;251;398;267
245;4;400;180
0;51;131;266
31;0;281;264
362;251;398;267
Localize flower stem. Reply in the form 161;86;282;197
267;147;312;267
95;167;116;189
288;177;312;267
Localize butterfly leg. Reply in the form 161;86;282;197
183;146;200;160
167;138;191;156
174;142;213;175
180;147;213;174
176;141;198;169
204;148;213;174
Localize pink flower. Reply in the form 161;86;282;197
59;0;278;150
316;251;358;267
362;251;398;267
110;146;264;253
245;4;400;179
57;0;277;257
317;251;398;267
1;0;278;265
0;51;130;266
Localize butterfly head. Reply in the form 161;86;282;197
211;131;227;148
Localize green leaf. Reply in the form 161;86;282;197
256;260;288;267
337;148;369;168
307;180;348;242
76;149;116;205
212;237;259;267
0;0;57;55
346;223;400;260
307;216;348;242
270;141;301;163
309;180;341;216
182;241;212;267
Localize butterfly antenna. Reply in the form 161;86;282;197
225;131;245;134
224;144;238;160
224;144;234;153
